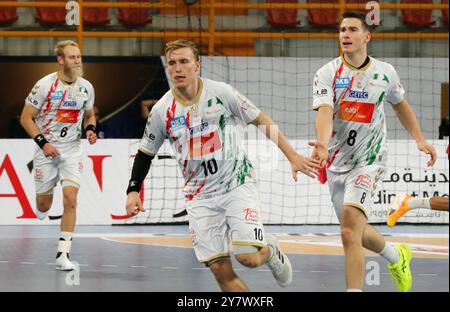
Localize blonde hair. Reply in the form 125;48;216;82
165;39;199;61
54;40;79;57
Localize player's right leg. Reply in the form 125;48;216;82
35;193;53;220
340;204;367;290
209;258;249;292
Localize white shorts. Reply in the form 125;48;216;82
327;164;386;222
33;141;83;195
186;182;267;265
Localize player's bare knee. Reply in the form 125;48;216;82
209;260;234;282
235;254;259;268
63;195;77;210
36;195;52;211
340;227;360;247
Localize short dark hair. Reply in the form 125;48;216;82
339;11;370;32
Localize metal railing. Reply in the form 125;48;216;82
0;1;448;54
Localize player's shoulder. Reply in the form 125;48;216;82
151;89;173;112
316;57;342;75
371;57;397;73
202;77;230;92
35;72;58;87
77;77;94;90
201;77;236;100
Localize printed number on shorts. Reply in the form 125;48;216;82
254;228;263;241
201;158;218;176
360;192;366;204
347;130;357;146
60;127;68;138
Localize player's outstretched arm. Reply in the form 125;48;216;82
20;103;60;158
251;112;320;180
392;99;437;167
309;105;333;168
125;150;155;216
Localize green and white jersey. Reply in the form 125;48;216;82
312;56;405;173
140;78;261;200
25;72;95;143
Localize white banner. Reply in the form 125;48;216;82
0;139;448;225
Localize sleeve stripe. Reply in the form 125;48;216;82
313;103;334;110
139;147;156;156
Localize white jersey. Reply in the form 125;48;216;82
140;77;261;200
25;72;95;143
313;56;405;173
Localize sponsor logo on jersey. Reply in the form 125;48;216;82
62;100;77;108
243;208;260;223
50;91;64;100
335;77;350;88
348;90;369;99
170;116;187;130
189;130;222;158
339;101;375;124
34;168;43;181
55;109;80;124
315;88;328;97
354;174;373;189
149;133;155;141
189;121;209;135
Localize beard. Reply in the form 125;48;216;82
64;64;83;80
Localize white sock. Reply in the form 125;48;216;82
407;197;431;210
34;207;49;220
57;231;73;258
379;243;399;264
347;288;362;292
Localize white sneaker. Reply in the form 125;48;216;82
265;233;292;287
55;254;76;271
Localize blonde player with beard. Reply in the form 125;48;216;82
20;40;97;271
309;12;437;291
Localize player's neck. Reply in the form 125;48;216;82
174;78;201;104
57;71;76;85
342;52;369;70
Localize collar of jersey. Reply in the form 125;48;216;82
340;55;372;71
171;77;203;107
57;72;78;86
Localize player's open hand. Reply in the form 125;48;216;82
86;130;97;145
42;143;60;160
290;153;320;181
126;192;145;217
417;140;437;167
308;140;328;168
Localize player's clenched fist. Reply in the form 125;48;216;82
126;192;145;217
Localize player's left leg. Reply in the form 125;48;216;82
56;185;79;271
226;182;292;288
346;165;412;292
55;154;82;271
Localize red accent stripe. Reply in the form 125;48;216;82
165;99;177;133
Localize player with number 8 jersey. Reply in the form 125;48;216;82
309;12;437;292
